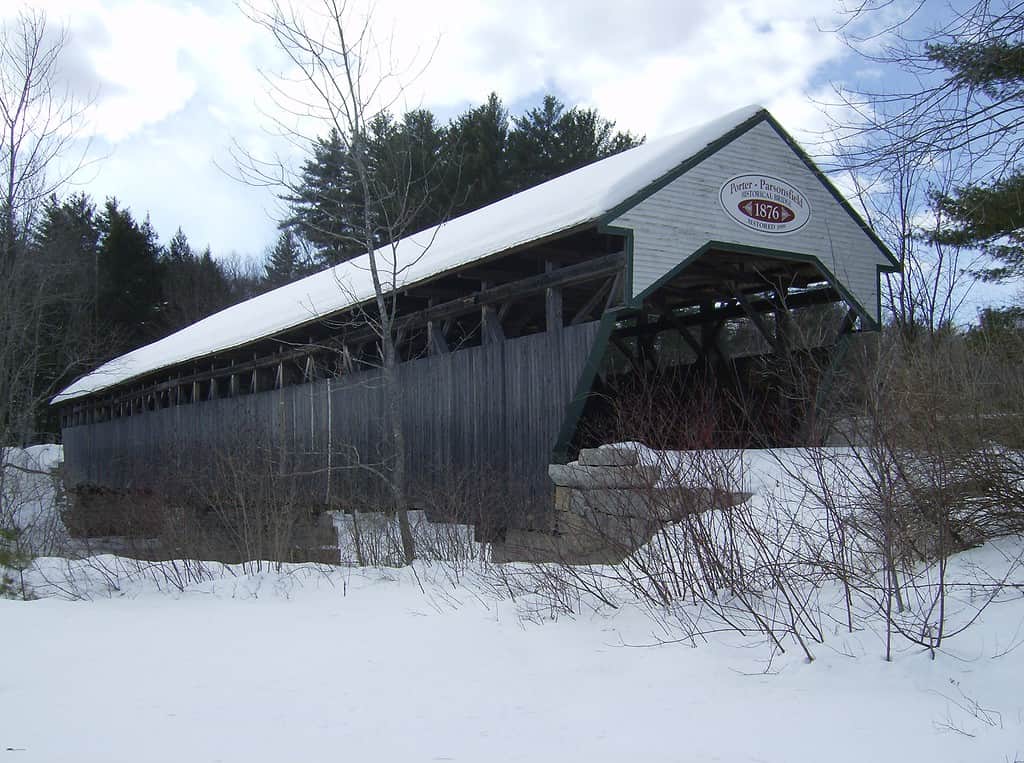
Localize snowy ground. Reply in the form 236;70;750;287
2;448;1023;762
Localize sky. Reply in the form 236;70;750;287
1;0;1014;312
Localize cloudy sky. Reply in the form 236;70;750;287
2;0;870;254
13;0;1009;317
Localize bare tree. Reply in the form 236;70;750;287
0;9;93;445
819;0;1023;330
235;0;444;564
0;11;95;594
0;9;90;259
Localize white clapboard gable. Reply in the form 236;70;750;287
607;118;895;324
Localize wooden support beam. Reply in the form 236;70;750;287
404;283;464;300
427;300;449;355
481;282;505;345
457;266;523;283
545;261;563;333
637;313;657;372
428;320;449;354
610;335;645;376
604;271;623;312
616;287;840;340
649;295;702;358
571;275;614;325
79;252;625;410
345;251;624;348
733;289;782;355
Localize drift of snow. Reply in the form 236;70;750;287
3;544;1022;763
3;446;1023;762
53;105;765;404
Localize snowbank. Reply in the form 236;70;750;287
3;446;1023;761
5;541;1024;763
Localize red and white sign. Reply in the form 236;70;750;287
719;174;811;235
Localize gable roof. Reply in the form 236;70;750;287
54;104;791;404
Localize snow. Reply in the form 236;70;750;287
4;549;1023;762
1;445;66;553
52;105;765;404
3;445;1023;762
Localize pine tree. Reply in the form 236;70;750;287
283;129;364;266
507;94;643;192
166;226;193;262
159;228;234;332
932;173;1024;281
447;92;511;216
282;94;643;264
924;31;1024;280
264;229;309;288
508;95;567;190
31;193;103;427
97;199;164;352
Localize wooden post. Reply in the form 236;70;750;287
545;262;562;334
428;297;449;355
481;281;505;344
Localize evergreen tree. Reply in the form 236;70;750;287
97;199;164;353
263;229;309;288
446;93;511;216
166;226;193;262
507;94;643;191
159;227;234;332
282;94;643;266
507;95;567;189
385;108;449;235
283;129;364;266
31;193;103;421
924;32;1024;281
932;172;1024;281
35;192;102;326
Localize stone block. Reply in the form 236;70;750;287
577;447;638;467
548;462;660;489
568;488;652;518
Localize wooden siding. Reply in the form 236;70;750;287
62;321;603;527
611;121;892;323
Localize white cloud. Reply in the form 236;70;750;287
4;0;857;258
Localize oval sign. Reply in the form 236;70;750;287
719;174;811;235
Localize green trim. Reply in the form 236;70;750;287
634;240;883;331
761;113;899;271
594;108;898;328
599;109;771;226
599;224;635;303
551;309;623;463
597;108;898;272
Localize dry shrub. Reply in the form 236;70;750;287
504;326;1024;660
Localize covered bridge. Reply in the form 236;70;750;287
54;105;895;535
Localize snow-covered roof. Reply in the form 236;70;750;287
54;104;766;404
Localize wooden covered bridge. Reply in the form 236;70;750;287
54;105;895;536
